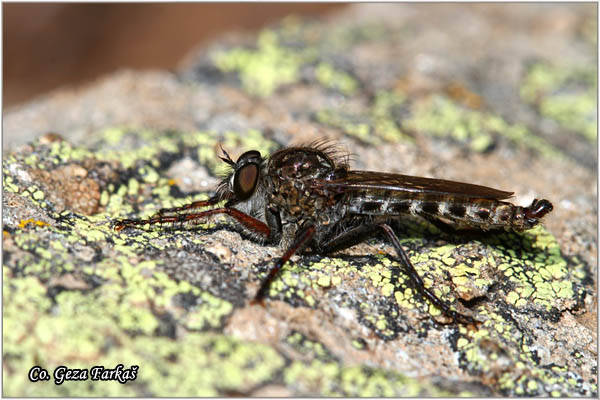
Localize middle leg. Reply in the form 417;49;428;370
252;225;316;304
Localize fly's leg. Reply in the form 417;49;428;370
419;214;457;235
379;224;477;325
252;225;316;305
317;222;477;325
114;195;224;229
316;223;381;254
153;196;222;217
114;207;271;238
420;213;504;238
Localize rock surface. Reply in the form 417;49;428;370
3;3;597;396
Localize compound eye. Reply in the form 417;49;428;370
233;163;259;200
237;150;261;163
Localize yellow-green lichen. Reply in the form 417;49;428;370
520;63;596;144
452;304;594;396
283;359;453;397
404;95;565;158
4;222;254;396
315;62;359;96
4;319;286;397
490;226;581;313
32;190;45;200
316;90;411;144
3;123;593;396
285;331;336;362
211;21;383;98
317;275;331;287
179;291;234;331
46;140;93;164
214;29;316;97
351;339;366;350
91;127;279;175
3;128;295;395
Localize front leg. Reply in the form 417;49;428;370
114;206;272;239
153;196;222;217
252;225;316;303
264;205;283;244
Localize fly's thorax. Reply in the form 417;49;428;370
266;176;322;224
268;146;339;181
265;147;338;221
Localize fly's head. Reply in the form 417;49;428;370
216;148;268;217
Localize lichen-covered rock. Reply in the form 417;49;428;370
3;4;596;397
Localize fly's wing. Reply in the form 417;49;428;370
316;170;514;200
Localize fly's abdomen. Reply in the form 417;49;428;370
349;195;553;231
347;194;413;217
436;200;519;230
420;198;553;231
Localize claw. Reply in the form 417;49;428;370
113;220;129;232
249;296;266;307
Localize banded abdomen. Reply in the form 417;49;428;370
348;193;553;231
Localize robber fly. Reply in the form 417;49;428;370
114;143;553;324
